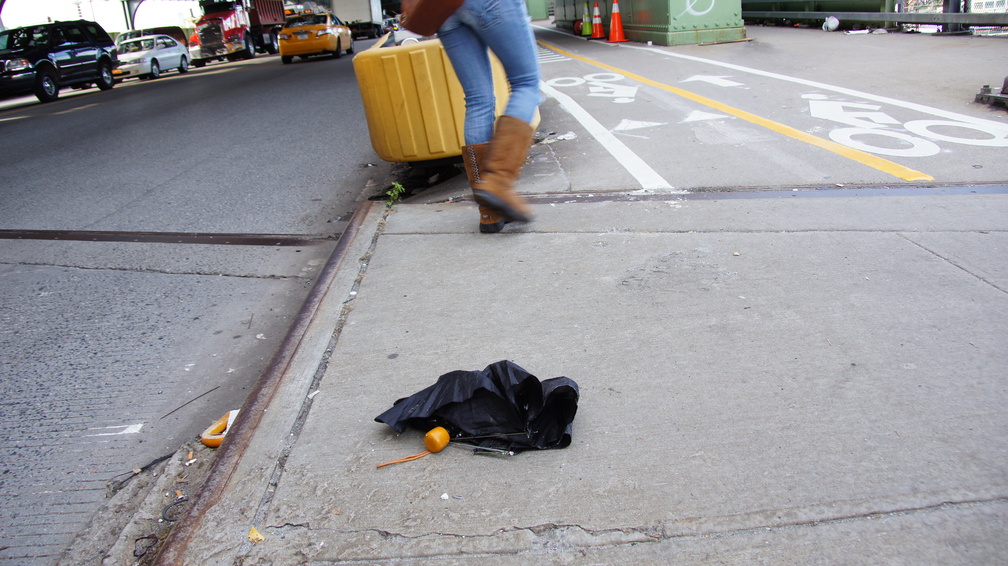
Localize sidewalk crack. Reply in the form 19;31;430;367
677;495;1008;541
900;232;1007;294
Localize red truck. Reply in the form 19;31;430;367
189;0;286;67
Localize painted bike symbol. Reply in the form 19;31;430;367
546;73;639;104
805;94;1008;157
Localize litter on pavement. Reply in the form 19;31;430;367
375;360;579;465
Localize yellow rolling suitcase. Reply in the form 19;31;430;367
352;36;511;163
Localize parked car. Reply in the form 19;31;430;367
278;12;354;64
0;20;117;103
115;26;190;51
114;34;190;81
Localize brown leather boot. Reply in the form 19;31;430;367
472;115;534;223
462;143;506;233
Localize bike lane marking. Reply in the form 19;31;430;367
537;40;934;182
539;79;678;192
627;42;1007;132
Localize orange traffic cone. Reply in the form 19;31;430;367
589;1;605;40
607;0;628;43
580;1;592;36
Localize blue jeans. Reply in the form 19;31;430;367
438;0;540;145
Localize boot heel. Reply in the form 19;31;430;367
474;189;530;223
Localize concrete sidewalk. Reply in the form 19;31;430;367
150;161;1008;563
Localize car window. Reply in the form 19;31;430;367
52;28;68;46
120;38;154;52
332;16;344;26
33;27;51;47
0;26;48;50
58;25;88;46
84;23;112;43
286;14;327;27
158;37;176;48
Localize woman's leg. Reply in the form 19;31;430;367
469;0;541;124
440;0;540;224
440;12;506;231
466;0;539;222
441;0;540;127
438;14;496;145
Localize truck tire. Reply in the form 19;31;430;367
33;67;59;102
265;31;279;55
243;34;256;60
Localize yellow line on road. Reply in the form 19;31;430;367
539;41;934;182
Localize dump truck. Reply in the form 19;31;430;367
330;0;385;38
189;0;286;67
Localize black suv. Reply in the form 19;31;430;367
0;20;118;103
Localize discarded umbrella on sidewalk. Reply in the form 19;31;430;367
374;360;579;467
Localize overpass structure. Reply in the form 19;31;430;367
0;0;191;30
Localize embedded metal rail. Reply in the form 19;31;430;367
0;229;335;247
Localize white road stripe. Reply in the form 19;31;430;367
539;80;678;192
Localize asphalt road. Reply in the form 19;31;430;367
0;43;394;565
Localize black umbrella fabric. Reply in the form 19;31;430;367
375;360;579;453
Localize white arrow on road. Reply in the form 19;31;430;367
613;119;667;132
86;423;144;437
682;75;744;88
683;110;730;123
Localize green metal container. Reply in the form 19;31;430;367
526;0;552;20
554;0;746;45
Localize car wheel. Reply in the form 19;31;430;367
149;60;161;79
346;37;355;54
281;55;293;64
178;56;189;73
33;68;59;102
333;39;342;59
96;61;115;91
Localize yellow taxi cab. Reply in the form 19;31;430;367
278;13;354;64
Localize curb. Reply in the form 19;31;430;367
153;200;378;565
